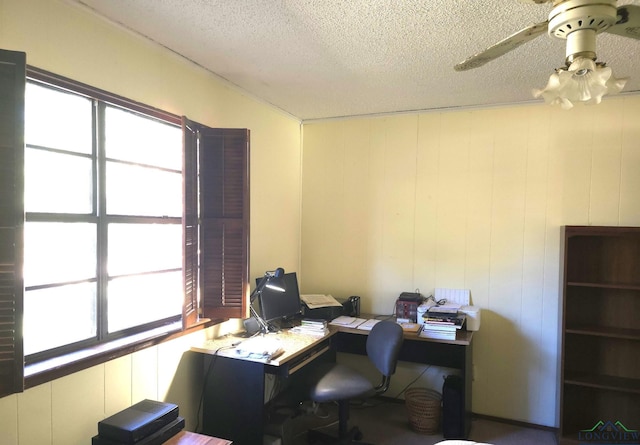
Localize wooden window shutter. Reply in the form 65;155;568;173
182;117;198;328
198;128;250;320
0;49;26;397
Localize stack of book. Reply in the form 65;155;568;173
419;310;466;340
290;318;329;337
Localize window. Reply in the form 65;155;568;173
24;82;184;360
0;49;250;397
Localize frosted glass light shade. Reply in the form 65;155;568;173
533;57;628;109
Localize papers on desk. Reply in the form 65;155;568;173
233;335;284;360
330;316;367;328
356;319;381;331
300;294;343;309
329;316;383;331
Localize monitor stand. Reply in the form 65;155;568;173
277;315;301;330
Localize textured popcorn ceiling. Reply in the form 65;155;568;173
68;0;640;120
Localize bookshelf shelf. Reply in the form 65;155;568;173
559;226;640;445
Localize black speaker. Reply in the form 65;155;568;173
442;375;464;439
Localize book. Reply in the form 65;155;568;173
300;318;328;328
356;319;381;331
330;316;367;328
421;322;458;332
399;322;421;333
419;328;457;340
423;313;466;329
289;326;330;337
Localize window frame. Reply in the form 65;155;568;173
0;51;249;395
24;83;185;363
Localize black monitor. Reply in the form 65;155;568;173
256;272;302;327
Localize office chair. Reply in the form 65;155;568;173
306;320;404;444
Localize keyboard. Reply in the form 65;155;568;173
234;335;284;360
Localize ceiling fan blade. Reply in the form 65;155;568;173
454;21;549;71
605;4;640;40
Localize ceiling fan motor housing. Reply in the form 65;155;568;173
549;0;617;62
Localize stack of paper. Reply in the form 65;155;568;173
419;327;457;340
290;318;329;337
300;294;342;309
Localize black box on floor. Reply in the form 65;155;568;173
92;416;185;445
442;375;464;439
97;399;179;444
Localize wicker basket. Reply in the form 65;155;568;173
405;387;442;434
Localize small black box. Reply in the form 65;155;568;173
97;399;179;444
93;416;185;445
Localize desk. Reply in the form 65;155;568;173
163;431;232;445
192;330;336;445
193;319;473;444
334;318;473;439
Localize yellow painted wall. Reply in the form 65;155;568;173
2;0;640;442
0;0;301;444
300;98;640;427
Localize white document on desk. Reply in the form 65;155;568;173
232;335;284;361
300;294;343;309
356;319;381;331
330;316;367;328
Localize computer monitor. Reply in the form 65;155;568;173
256;272;302;327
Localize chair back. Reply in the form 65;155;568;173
366;320;404;378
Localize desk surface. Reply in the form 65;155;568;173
335;323;473;345
163;431;232;445
191;316;472;364
332;314;473;345
191;328;337;366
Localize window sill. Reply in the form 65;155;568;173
25;318;216;389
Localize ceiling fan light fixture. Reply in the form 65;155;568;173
533;56;628;109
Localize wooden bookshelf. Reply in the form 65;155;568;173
558;226;640;444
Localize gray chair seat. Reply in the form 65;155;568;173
306;320;404;444
310;363;375;402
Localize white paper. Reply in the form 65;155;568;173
434;288;470;306
300;294;343;309
356;319;381;331
330;316;367;328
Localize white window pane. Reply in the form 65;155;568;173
24;283;97;355
108;223;181;276
25;83;92;154
108;272;182;332
25;148;93;213
106;162;181;217
24;222;96;287
105;106;181;170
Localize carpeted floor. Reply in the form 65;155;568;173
276;399;556;445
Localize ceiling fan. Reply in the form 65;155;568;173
454;0;640;109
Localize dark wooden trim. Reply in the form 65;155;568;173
25;317;223;389
0;48;26;398
471;412;559;433
26;65;181;126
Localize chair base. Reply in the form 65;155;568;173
307;425;369;444
306;400;371;444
